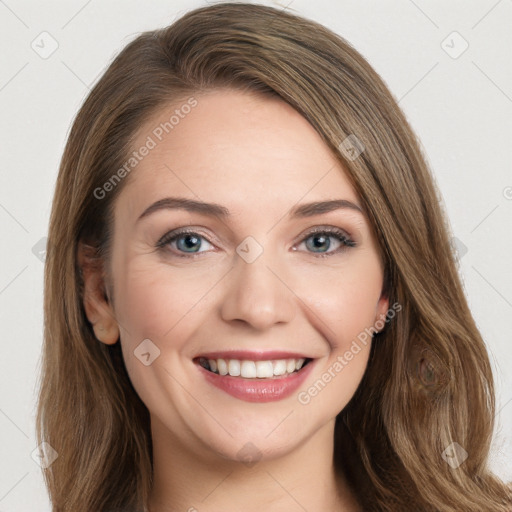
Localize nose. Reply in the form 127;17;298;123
219;248;296;330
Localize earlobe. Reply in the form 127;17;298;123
91;321;119;345
78;240;120;345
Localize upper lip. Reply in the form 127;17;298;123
194;350;313;361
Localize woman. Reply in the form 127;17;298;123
36;2;512;511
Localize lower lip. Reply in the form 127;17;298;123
197;361;315;403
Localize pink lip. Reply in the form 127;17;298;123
195;350;312;361
195;358;315;403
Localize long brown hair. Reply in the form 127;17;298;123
36;2;512;511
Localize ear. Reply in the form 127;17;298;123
374;290;390;333
77;240;119;345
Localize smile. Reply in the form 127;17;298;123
197;356;311;379
193;350;315;402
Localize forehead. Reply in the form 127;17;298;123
116;88;360;221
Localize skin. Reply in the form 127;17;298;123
80;88;389;512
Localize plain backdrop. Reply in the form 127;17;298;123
0;1;511;510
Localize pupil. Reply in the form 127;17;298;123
307;234;330;252
178;234;201;252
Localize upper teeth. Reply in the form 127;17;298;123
199;358;307;378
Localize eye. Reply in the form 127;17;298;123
156;229;214;257
294;227;356;257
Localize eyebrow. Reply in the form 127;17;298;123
136;196;364;223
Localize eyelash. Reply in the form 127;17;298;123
156;226;356;259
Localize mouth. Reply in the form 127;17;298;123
193;351;316;403
194;356;313;379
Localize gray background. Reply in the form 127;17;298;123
0;0;511;509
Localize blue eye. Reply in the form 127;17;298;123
297;227;356;257
157;230;213;256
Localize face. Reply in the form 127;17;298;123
84;88;389;463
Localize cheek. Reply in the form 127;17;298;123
292;254;384;411
112;259;224;401
114;259;217;342
112;261;216;418
295;274;379;414
299;255;384;351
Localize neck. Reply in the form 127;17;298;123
147;416;361;512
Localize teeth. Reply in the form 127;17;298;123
217;358;228;376
273;360;287;376
255;361;273;378
228;359;241;377
241;360;257;378
199;357;308;378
